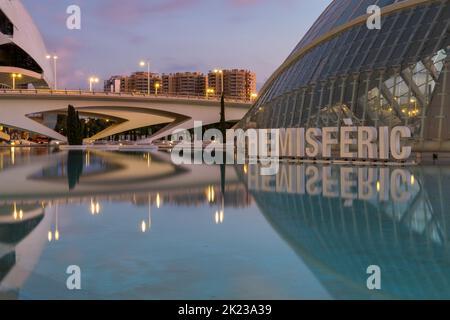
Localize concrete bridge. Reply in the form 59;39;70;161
0;89;252;143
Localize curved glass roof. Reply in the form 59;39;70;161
289;0;408;58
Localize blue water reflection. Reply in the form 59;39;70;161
0;148;449;299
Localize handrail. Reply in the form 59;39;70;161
0;88;254;104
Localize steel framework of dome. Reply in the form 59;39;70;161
239;0;450;152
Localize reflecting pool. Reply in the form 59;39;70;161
0;147;450;300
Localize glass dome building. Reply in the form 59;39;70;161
239;0;450;152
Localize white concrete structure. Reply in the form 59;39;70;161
0;90;250;142
0;0;54;88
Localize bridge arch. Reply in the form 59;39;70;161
0;91;250;143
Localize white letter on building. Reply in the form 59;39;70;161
379;127;390;160
322;127;338;158
358;127;378;159
306;128;322;158
340;126;357;158
279;128;296;157
390;126;412;160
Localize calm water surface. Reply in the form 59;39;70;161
0;147;449;300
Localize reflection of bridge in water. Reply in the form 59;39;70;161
0;148;252;298
0;202;45;299
238;163;450;299
0;148;249;207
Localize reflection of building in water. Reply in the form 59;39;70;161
0;149;253;210
238;163;450;299
0;203;45;299
0;147;52;171
131;185;252;209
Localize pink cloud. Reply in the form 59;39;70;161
95;0;202;23
229;0;294;7
46;37;86;89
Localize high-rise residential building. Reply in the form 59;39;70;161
162;72;207;96
208;69;257;101
128;72;161;94
104;72;161;94
104;69;257;100
104;76;126;93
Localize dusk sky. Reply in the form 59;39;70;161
22;0;330;90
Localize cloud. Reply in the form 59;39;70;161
230;0;264;6
46;37;86;88
229;0;295;7
95;0;202;23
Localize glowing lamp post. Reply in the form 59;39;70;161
89;77;99;92
140;60;150;95
11;73;22;90
46;55;58;90
213;69;224;96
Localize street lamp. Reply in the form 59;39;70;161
213;69;224;96
46;55;58;90
155;82;160;96
140;60;150;95
89;77;99;92
11;73;22;90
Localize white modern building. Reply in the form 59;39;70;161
0;0;54;89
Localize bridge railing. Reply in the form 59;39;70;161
0;88;254;104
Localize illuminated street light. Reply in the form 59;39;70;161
140;60;150;95
46;54;58;89
155;82;160;96
11;73;22;90
89;77;99;92
214;69;224;95
12;202;23;220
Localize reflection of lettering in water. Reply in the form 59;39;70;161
247;164;415;204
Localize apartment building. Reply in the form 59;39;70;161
208;69;256;101
162;72;207;96
104;72;161;94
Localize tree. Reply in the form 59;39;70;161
66;105;83;145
